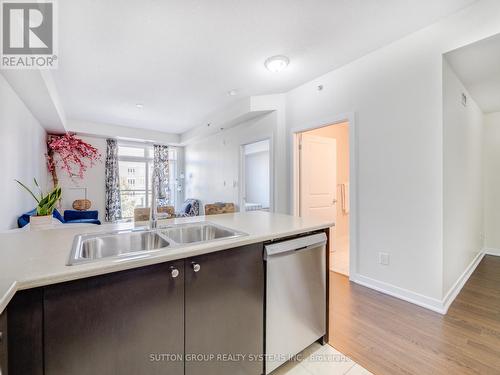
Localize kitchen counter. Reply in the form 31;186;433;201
0;211;332;314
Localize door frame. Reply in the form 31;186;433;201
239;137;275;213
290;112;358;279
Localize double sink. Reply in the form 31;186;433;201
68;222;247;265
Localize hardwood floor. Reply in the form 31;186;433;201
329;255;500;375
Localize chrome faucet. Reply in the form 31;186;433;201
150;174;158;229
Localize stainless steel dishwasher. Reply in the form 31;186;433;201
264;232;327;374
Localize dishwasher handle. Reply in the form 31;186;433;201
264;232;327;259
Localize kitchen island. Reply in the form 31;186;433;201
0;211;332;375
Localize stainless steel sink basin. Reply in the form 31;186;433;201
68;230;170;265
159;223;245;244
68;223;247;265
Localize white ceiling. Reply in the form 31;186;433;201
53;0;475;134
445;33;500;114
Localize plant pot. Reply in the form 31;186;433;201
30;215;54;230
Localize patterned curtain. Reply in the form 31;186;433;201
153;145;170;207
105;139;122;221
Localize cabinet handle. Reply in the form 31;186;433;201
191;262;201;273
170;267;180;278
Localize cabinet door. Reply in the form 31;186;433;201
44;261;184;375
0;310;7;375
7;289;43;375
185;244;264;375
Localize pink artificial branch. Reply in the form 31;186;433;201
47;134;101;181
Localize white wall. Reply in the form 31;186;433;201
0;74;48;230
285;0;500;302
484;112;500;251
177;0;500;309
443;60;484;295
287;26;446;300
55;136;106;221
245;150;270;207
185;112;277;211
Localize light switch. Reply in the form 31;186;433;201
379;252;390;266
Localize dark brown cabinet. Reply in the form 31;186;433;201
7;243;265;375
44;260;185;375
7;289;43;375
0;310;7;375
185;243;264;375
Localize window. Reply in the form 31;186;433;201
118;143;178;219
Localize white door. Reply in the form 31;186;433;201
299;134;337;222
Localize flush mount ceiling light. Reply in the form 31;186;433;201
264;55;290;73
227;89;238;96
136;104;144;109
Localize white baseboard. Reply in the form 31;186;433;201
350;249;486;315
441;250;484;314
484;248;500;256
350;273;446;314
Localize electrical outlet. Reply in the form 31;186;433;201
379;252;390;266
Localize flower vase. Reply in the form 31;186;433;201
30;215;54;230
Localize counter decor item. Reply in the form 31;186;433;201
46;133;101;186
15;178;62;230
73;199;91;211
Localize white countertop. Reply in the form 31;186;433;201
0;211;332;314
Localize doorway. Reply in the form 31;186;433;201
240;139;272;212
294;122;350;276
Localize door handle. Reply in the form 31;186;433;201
191;262;201;273
170;266;180;278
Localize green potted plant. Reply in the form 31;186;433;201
15;178;62;229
